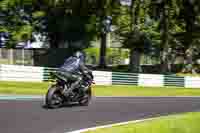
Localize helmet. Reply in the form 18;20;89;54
73;51;84;61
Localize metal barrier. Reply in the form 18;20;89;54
0;64;200;88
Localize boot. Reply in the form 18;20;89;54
62;85;71;97
79;84;89;97
63;82;80;97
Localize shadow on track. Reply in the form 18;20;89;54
41;102;83;110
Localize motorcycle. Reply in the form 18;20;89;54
45;71;94;108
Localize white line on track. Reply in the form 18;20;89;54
67;118;156;133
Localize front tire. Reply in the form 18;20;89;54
45;85;63;109
79;86;92;106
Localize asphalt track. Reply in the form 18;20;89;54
1;97;200;133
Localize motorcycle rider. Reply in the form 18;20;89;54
56;51;92;97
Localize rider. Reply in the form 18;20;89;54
57;51;92;97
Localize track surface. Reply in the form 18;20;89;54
1;97;200;133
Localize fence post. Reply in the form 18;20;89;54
22;49;25;65
31;50;34;65
0;48;2;59
9;49;14;64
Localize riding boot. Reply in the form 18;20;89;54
63;81;80;97
62;85;70;97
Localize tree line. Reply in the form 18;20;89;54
0;0;200;73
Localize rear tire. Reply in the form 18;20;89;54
79;86;92;106
45;85;63;109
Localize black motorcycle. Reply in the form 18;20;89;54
45;71;94;108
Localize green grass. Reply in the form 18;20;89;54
85;112;200;133
0;59;10;64
0;81;49;95
93;85;200;96
0;59;32;65
1;81;200;96
176;73;200;77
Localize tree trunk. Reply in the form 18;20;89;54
130;0;138;31
49;33;59;48
129;48;141;72
128;0;141;73
183;0;195;48
160;0;170;74
98;0;111;68
161;46;170;73
99;32;107;68
182;0;196;73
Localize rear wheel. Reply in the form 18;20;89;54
79;86;92;106
45;85;63;109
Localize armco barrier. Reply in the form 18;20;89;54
0;64;44;82
138;74;164;87
164;75;184;87
43;67;58;81
112;72;138;85
185;76;200;88
0;64;200;88
43;67;112;85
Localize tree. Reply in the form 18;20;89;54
0;0;36;47
158;0;171;73
114;0;200;73
114;0;154;72
0;0;100;49
170;0;200;73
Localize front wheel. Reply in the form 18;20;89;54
45;85;63;109
79;86;92;106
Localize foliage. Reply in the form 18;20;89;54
84;47;129;65
0;0;101;48
0;0;200;73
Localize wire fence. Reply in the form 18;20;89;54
0;48;160;67
0;49;34;66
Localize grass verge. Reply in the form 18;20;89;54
0;81;49;95
1;81;200;96
176;73;200;77
84;112;200;133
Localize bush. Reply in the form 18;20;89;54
84;47;129;65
